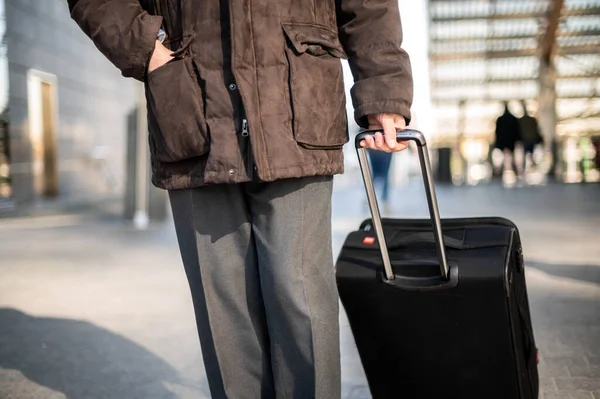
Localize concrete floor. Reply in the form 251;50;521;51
0;178;599;399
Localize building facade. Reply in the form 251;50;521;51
1;0;140;211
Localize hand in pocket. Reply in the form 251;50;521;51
148;40;175;73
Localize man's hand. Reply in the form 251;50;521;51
359;113;408;152
148;40;174;73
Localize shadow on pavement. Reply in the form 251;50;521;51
0;308;180;399
527;261;600;285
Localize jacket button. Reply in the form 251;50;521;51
228;83;237;91
228;169;235;176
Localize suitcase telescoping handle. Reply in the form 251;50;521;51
355;129;449;281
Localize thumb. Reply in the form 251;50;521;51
382;117;397;149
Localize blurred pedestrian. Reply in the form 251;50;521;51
368;149;393;204
592;136;600;170
67;1;413;398
494;102;523;181
519;100;544;173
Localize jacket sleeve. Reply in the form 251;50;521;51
67;0;164;81
336;0;414;127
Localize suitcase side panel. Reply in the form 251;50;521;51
506;232;539;399
337;247;520;398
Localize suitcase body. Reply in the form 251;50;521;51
336;130;538;399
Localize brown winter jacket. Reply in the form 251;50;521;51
67;0;413;190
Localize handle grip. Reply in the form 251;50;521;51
355;129;449;281
355;128;426;149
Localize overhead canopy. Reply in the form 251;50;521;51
428;0;600;137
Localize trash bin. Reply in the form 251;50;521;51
436;147;452;183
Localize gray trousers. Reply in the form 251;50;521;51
169;175;340;399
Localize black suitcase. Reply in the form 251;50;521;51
335;130;539;399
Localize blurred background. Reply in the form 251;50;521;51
0;1;598;399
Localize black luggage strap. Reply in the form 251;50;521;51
387;232;466;249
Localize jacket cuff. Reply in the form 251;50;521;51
353;99;412;129
128;14;164;81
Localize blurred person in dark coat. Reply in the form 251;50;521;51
494;102;523;179
368;149;393;205
519;100;544;173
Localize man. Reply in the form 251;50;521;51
67;0;413;397
519;100;543;174
368;148;393;206
495;101;523;180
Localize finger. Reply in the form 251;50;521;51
392;116;407;151
365;135;376;149
394;114;407;130
370;135;378;150
381;117;397;149
367;125;383;135
394;141;407;152
367;115;378;128
394;142;409;152
374;132;385;149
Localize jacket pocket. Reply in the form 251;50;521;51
282;23;349;150
146;56;209;163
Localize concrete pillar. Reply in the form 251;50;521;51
537;0;564;181
123;83;168;227
537;58;560;180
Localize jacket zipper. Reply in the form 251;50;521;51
241;118;255;180
241;118;249;137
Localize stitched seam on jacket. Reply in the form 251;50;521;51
133;12;151;79
355;99;411;106
247;2;271;181
280;21;337;35
158;163;343;181
353;40;401;55
165;158;343;176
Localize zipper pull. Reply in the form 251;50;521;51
241;119;249;137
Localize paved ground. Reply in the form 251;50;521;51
0;177;599;399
